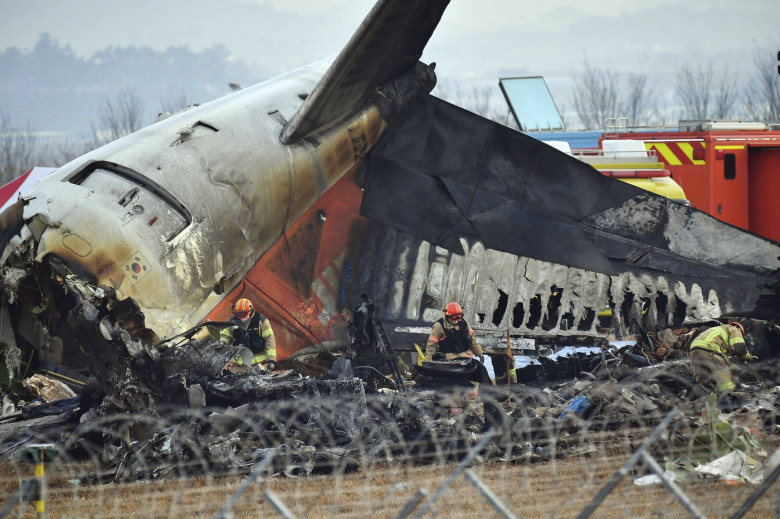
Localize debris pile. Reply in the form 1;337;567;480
0;317;777;489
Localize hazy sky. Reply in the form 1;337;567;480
2;0;779;121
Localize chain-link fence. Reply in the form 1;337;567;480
1;384;777;518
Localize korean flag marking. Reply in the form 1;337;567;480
121;251;152;285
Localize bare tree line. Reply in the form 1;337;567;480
675;61;739;120
743;50;780;121
571;60;663;129
1;47;778;183
433;79;518;128
437;47;777;132
0;88;192;184
0;112;39;182
573;47;779;130
94;89;145;143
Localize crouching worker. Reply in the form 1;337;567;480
426;302;492;400
221;298;277;372
689;322;752;393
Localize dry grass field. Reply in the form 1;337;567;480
1;447;776;518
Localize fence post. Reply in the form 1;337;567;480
214;451;276;519
263;489;298;519
0;479;34;519
18;443;59;519
464;469;518;519
638;450;706;518
394;490;429;519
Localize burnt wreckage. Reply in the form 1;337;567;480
0;0;779;478
2;301;779;484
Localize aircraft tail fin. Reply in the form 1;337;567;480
281;0;449;144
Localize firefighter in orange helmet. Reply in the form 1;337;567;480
689;321;752;393
426;302;484;362
425;302;492;410
220;298;277;370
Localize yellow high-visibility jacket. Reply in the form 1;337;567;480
690;324;750;360
220;311;277;365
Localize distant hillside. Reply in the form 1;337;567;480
0;33;268;136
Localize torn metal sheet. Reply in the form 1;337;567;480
695;450;764;484
0;408;76;436
357;95;780;338
206;374;366;408
341;218;766;343
159;340;252;379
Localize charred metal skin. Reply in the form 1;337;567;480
0;0;446;395
10;67;403;336
353;95;780;341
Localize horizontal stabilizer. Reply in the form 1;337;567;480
281;0;450;143
361;95;780;319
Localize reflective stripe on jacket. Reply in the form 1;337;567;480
425;318;483;360
244;349;277;366
221;311;277;365
689;324;748;360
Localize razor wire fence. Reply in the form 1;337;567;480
0;388;778;518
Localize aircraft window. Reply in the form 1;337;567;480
77;168;188;241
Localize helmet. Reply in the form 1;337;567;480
444;302;463;322
728;321;745;335
233;298;254;320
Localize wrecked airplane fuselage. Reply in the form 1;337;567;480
0;55;436;391
0;0;778;405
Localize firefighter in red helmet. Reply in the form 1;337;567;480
425;302;493;413
220;298;277;370
426;302;516;386
425;302;484;362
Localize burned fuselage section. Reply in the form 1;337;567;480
350;94;780;342
341;220;778;346
0;55;439;396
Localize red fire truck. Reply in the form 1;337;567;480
605;119;780;242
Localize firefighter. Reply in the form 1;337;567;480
689;322;752;393
221;298;277;370
426;302;516;386
426;302;484;362
425;301;492;407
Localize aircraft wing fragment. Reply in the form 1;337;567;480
281;0;450;143
360;95;780;319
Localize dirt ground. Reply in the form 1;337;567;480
1;449;776;518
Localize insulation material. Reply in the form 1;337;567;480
21;374;77;402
